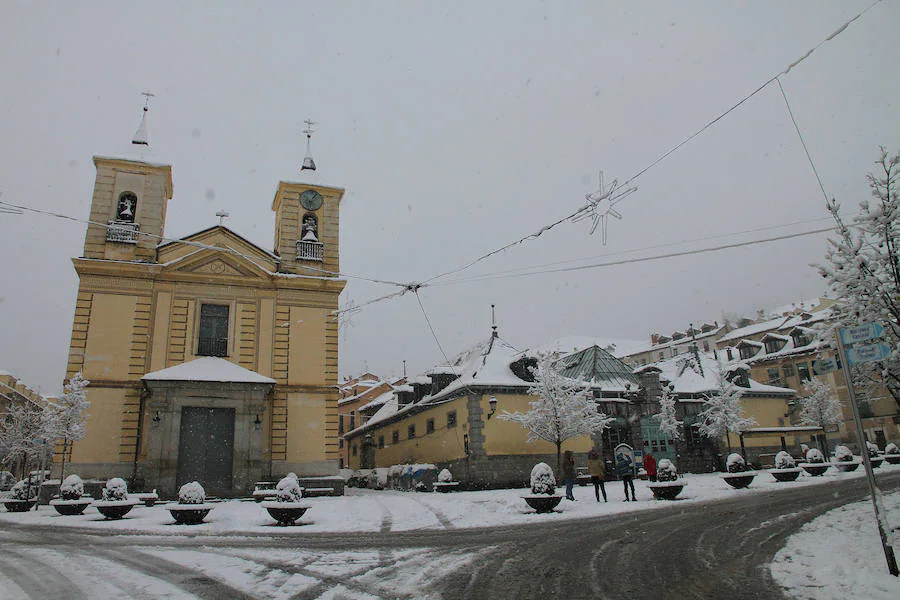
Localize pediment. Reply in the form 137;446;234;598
163;248;272;281
157;226;278;271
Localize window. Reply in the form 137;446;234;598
378;436;385;449
688;423;703;447
408;424;416;439
792;332;812;347
764;338;785;354
349;411;356;430
797;362;812;383
115;191;137;222
739;344;758;360
447;411;457;428
783;364;795;378
767;368;781;385
426;418;435;434
338;414;344;435
726;348;733;361
702;341;710;352
392;431;399;444
352;445;357;457
198;304;229;356
339;438;343;449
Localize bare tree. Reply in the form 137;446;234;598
698;370;757;454
51;372;90;483
498;353;614;473
797;377;842;453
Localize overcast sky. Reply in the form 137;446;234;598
1;1;898;395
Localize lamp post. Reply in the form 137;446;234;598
487;396;498;419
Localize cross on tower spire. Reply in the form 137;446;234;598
301;118;317;172
132;91;154;147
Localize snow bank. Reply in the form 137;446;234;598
771;491;900;600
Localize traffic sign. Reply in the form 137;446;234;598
840;323;885;345
847;342;892;365
812;358;837;374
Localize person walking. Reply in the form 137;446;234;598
562;450;576;501
643;452;658;482
616;451;637;501
587;449;607;502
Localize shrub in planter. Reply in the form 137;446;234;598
167;481;214;525
94;478;139;519
799;448;831;476
648;459;687;500
433;468;460;493
262;475;310;526
3;479;38;512
832;445;859;472
866;441;884;468
131;489;159;507
522;462;562;513
770;451;802;482
885;443;900;465
50;474;93;515
722;453;756;489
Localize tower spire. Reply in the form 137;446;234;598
301;118;317;172
132;91;154;147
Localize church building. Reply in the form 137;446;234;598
63;123;345;497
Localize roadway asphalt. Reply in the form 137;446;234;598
1;471;897;599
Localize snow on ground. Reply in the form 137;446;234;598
1;462;897;535
771;490;900;600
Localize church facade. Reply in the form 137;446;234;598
63;155;345;497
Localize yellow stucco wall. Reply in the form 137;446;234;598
70;387;127;464
482;393;594;455
82;293;137;381
288;306;327;386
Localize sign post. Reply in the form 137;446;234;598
835;323;898;576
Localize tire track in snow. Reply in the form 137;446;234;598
0;546;86;600
408;496;454;530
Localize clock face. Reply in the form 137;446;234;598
300;190;323;211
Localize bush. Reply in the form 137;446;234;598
805;448;825;464
438;468;453;483
101;478;128;501
834;445;854;462
726;453;748;473
275;476;302;502
886;443;899;456
530;462;556;495
656;459;677;482
10;479;37;501
774;451;796;470
60;474;84;500
178;481;206;505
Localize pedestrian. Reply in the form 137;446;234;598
562;450;576;501
587;449;607;502
616;450;637;502
644;452;657;483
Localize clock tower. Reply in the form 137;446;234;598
272;183;343;276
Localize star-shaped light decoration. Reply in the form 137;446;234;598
572;170;638;244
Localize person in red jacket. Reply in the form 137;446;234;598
643;453;658;482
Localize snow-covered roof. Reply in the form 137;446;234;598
142;357;276;384
534;336;648;359
648;351;794;397
554;345;640;392
718;316;790;343
358;389;396;413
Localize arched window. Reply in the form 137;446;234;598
116;192;137;223
301;213;318;241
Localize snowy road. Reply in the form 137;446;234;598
1;472;898;599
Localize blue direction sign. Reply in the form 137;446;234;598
847;342;891;365
840;323;885;345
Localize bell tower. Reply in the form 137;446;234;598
81;96;173;263
272;120;343;276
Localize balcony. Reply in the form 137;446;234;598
107;220;140;243
296;240;324;262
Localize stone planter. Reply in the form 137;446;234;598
3;499;36;512
49;498;93;515
94;500;140;520
769;468;802;482
132;493;159;507
869;456;884;469
885;454;900;465
432;482;460;493
799;462;831;477
833;460;860;473
261;501;310;526
648;480;687;500
721;472;756;489
168;503;214;525
522;494;563;513
252;482;277;503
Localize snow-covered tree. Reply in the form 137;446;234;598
816;147;900;410
797;377;842;452
697;370;757;454
654;383;683;441
498;353;614;473
51;372;90;483
0;401;55;479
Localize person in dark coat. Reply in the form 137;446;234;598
643;452;658;482
562;450;576;501
587;449;607;502
616;451;637;501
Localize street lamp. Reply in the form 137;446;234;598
487;396;498;419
